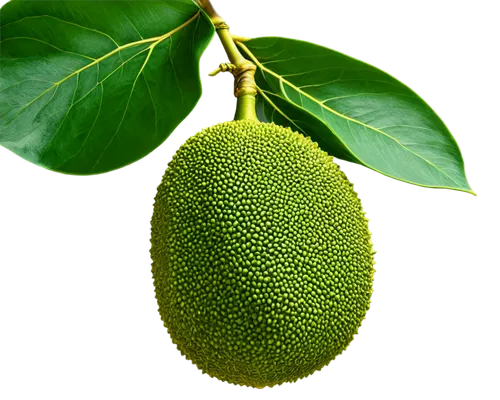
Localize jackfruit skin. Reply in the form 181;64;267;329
151;120;375;387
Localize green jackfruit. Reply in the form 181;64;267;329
150;120;375;387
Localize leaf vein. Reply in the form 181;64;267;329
0;79;55;93
321;91;412;103
90;46;153;171
257;87;306;134
143;74;159;137
124;15;144;40
0;37;95;60
2;15;121;46
60;84;104;167
169;37;184;103
40;74;80;159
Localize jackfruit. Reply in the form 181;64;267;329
150;120;375;387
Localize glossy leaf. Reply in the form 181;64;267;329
0;0;214;174
237;37;474;194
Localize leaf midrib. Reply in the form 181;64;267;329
237;40;466;189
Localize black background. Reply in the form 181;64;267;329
0;0;483;395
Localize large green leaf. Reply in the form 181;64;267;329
237;37;474;194
0;0;214;174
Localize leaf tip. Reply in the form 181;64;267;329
467;189;479;200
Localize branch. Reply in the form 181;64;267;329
197;0;248;67
197;0;258;121
197;0;224;26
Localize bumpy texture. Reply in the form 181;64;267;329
151;120;375;387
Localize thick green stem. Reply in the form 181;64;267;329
235;95;257;121
198;0;258;121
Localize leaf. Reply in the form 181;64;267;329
237;37;474;194
0;0;214;175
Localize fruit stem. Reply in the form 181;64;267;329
198;0;258;121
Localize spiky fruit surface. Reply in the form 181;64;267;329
150;120;375;387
